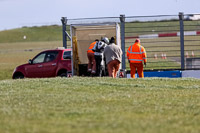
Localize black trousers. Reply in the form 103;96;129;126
94;55;103;77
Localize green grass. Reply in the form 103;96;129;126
125;20;200;36
0;25;63;43
0;22;200;133
0;77;200;133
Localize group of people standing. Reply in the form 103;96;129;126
87;37;122;78
87;37;147;78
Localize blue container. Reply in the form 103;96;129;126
143;70;182;78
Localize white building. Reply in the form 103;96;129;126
186;14;200;20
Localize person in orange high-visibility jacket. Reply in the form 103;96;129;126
127;39;147;78
87;39;99;74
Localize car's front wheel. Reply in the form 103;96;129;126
13;72;24;79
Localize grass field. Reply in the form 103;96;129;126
0;25;62;43
0;22;200;133
0;77;200;133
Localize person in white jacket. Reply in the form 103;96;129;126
92;37;109;76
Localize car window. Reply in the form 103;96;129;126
45;51;59;62
32;53;46;64
63;51;71;59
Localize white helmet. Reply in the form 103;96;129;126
102;37;109;44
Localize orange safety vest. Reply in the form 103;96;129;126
127;42;147;63
87;41;96;53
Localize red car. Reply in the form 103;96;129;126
12;48;71;79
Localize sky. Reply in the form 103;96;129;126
0;0;199;31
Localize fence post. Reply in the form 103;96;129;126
61;17;67;48
179;12;185;70
120;15;126;70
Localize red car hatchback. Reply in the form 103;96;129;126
12;48;71;79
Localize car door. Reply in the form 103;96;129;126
42;51;59;77
25;52;46;78
25;51;59;78
63;50;72;69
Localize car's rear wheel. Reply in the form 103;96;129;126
57;70;68;77
13;73;24;79
59;72;67;77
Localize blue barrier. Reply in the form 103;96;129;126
143;70;182;78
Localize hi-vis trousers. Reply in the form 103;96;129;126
87;53;96;73
107;59;120;78
130;62;144;78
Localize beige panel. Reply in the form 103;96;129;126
75;25;117;64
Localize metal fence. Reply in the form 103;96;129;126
61;13;200;71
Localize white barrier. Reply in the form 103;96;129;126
182;70;200;79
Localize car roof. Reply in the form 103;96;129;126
42;48;71;53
